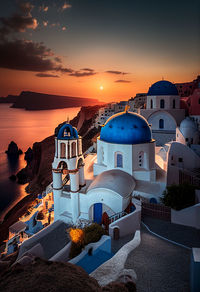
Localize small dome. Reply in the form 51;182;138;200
57;123;78;140
179;117;199;141
180;117;197;131
100;111;152;144
148;80;178;96
87;169;136;197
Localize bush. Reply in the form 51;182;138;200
84;223;106;245
69;223;107;259
69;241;84;260
161;183;196;210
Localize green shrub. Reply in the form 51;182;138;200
84;223;106;245
161;183;196;210
69;223;107;259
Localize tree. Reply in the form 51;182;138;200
161;183;196;210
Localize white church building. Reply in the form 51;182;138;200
52;110;168;226
140;80;185;146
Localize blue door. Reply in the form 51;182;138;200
93;203;102;224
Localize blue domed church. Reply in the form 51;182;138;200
52;109;166;232
140;80;185;146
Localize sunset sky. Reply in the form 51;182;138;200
0;0;199;102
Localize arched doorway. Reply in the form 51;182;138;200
93;203;102;224
89;203;115;224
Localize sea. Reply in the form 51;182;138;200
0;104;80;221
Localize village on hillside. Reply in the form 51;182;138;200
1;75;200;292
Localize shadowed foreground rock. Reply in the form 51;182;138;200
0;258;135;292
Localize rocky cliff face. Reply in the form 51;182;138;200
18;105;103;195
11;91;102;110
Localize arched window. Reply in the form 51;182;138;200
63;127;71;137
138;151;144;167
71;142;76;157
150;99;153;109
159;119;164;129
115;152;123;168
160;99;165;109
173;99;175;109
60;143;66;158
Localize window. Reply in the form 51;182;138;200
178;158;183;162
159;119;164;129
138;151;144;167
71;142;76;157
63;127;71;137
150;99;153;109
185;138;188;142
160;99;165;109
60;143;66;158
173;99;175;109
199;98;200;104
115;152;123;168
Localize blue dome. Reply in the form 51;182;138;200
100;112;152;144
57;123;78;140
148;80;178;96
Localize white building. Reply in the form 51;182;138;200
52;110;168;226
94;101;128;128
128;93;147;111
157;117;200;186
140;80;185;146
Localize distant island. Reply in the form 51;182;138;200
0;95;18;104
0;91;103;110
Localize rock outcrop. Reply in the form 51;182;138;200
0;95;18;103
5;141;23;156
0;258;136;292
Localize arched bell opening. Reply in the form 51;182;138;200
57;161;69;186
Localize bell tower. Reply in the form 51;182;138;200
52;123;85;223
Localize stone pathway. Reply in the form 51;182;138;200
125;226;190;292
111;217;200;292
142;216;200;248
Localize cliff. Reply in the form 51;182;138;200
11;91;102;110
0;95;18;103
18;105;103;195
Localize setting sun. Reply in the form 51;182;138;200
100;85;104;91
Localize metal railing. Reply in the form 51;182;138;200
108;211;127;224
